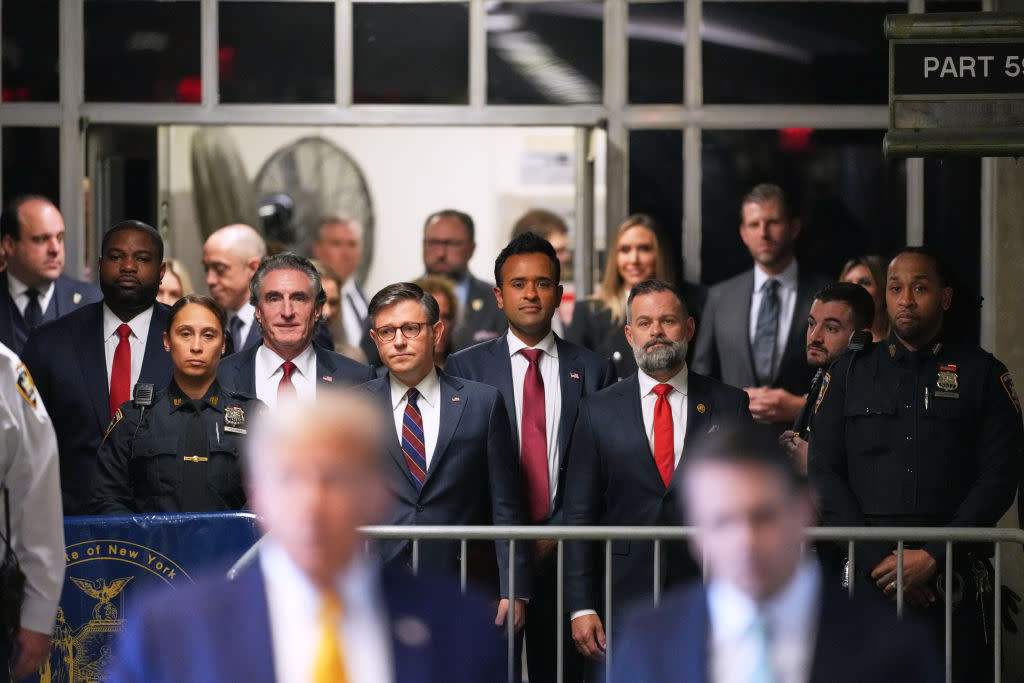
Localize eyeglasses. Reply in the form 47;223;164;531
373;321;429;342
423;238;468;251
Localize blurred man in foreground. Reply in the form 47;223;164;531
613;425;941;683
106;389;505;682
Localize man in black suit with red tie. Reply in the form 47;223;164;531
21;220;173;514
445;232;615;683
564;279;752;668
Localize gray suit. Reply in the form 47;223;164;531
692;265;830;399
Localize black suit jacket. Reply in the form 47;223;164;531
216;342;374;394
21;301;173;515
692;265;830;398
612;578;942;683
361;370;529;598
563;372;752;615
451;274;506;352
0;272;102;355
444;334;616;523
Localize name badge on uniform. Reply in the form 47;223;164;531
935;364;959;399
224;406;247;434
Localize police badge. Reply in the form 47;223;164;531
224;406;247;434
935;365;959;399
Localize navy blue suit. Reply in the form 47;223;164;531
216;342;374;393
20;301;173;515
444;334;616;524
361;370;529;599
446;334;615;683
564;372;752;619
0;272;101;354
106;562;505;683
612;580;942;683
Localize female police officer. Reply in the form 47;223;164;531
90;294;265;514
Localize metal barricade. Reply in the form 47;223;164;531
229;525;1024;683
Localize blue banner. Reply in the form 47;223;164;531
36;513;260;683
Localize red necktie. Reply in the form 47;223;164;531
402;389;427;488
652;383;675;487
109;324;132;418
278;361;297;403
520;348;550;522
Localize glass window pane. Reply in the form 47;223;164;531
3;0;59;102
701;129;906;285
354;4;468;105
703;3;900;104
487;2;602;105
219;2;334;104
628;130;683;278
3;128;60;204
629;3;683;104
84;1;200;103
925;158;981;345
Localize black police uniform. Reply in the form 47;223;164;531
808;332;1024;680
90;380;265;515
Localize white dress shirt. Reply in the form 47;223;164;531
637;366;689;467
255;344;317;410
7;273;55;318
230;301;257;345
572;365;690;621
708;560;821;683
0;343;64;634
102;304;154;392
260;540;393;683
341;279;368;347
507;330;562;508
748;260;799;382
390;369;441;469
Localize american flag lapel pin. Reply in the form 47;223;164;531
570;371;581;380
323;376;333;383
452;396;461;402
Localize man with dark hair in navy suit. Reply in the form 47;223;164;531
446;231;614;683
362;281;529;639
565;279;752;667
0;195;101;354
217;253;374;404
612;425;941;683
106;388;506;683
21;220;173;515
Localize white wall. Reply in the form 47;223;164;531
166;125;580;297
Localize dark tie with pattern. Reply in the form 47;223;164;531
752;279;780;385
23;288;42;329
402;389;427;488
230;316;245;349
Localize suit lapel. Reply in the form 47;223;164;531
371;377;414;484
139;305;171;384
490;338;518;452
0;274;24;348
78;304;113;430
315;344;337;386
233;565;278;682
620;375;665;488
778;271;816;383
733;271;757;383
678;589;711;683
669;373;711;493
556;337;584;458
425;372;466;485
381;570;433;683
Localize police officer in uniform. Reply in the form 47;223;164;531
91;294;265;514
809;247;1024;681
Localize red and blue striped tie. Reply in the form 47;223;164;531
402;389;427;488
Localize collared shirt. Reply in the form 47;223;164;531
749;260;799;381
7;272;55;318
390;369;441;469
507;330;562;508
230;302;257;346
260;540;393;683
637;366;689;467
255;344;317;410
454;272;471;306
708;560;820;683
102;304;154;392
0;343;64;634
341;279;368;347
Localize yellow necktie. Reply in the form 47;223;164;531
313;592;349;683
